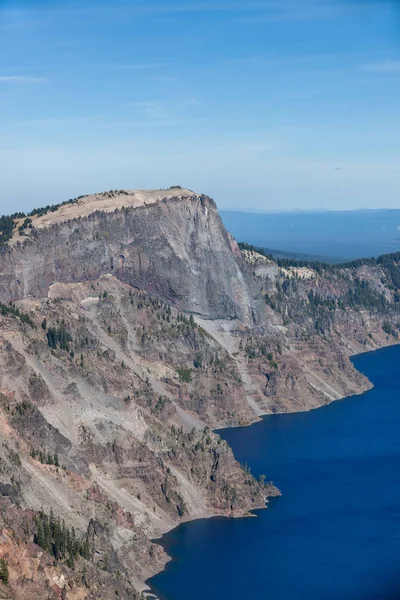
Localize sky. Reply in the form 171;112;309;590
0;0;399;213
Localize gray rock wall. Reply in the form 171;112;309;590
0;194;255;321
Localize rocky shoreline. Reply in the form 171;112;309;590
144;339;397;599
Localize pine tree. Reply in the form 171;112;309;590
34;519;44;549
0;558;9;584
66;553;75;570
80;538;90;560
53;517;62;560
43;516;51;553
32;509;90;570
68;526;78;559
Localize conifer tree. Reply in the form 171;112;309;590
34;519;44;549
0;558;9;584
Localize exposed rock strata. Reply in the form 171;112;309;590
1;190;255;322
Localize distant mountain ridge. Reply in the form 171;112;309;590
221;208;400;261
222;207;396;214
259;246;345;264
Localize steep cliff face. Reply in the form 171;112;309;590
0;190;254;322
0;188;275;599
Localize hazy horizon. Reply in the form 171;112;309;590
0;187;398;217
220;207;400;259
220;206;400;214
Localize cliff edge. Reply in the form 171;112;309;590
1;189;254;322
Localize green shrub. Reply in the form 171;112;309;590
177;368;192;383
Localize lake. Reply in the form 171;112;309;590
148;345;400;600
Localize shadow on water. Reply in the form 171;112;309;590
148;345;400;600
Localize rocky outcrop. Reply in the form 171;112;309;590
0;192;255;322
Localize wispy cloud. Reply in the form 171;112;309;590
279;92;313;100
105;118;199;128
126;95;202;120
361;61;400;73
240;1;391;24
128;2;279;15
126;101;161;107
5;0;391;30
12;118;84;126
228;51;357;68
126;100;169;119
22;2;282;18
8;116;198;129
0;75;48;83
101;62;175;70
155;76;180;82
31;0;348;23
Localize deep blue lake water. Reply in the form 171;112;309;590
148;345;400;600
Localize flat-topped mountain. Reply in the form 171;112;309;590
0;189;254;322
12;188;199;234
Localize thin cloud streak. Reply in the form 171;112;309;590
125;101;169;119
125;96;202;119
101;63;175;70
240;1;393;24
361;61;400;72
126;101;162;107
11;118;85;126
110;1;280;16
33;0;384;23
18;2;281;18
228;50;368;67
279;92;313;100
0;75;49;83
7;116;200;129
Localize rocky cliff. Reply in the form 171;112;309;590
0;189;255;322
0;189;399;599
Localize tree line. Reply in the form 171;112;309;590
0;197;82;245
46;324;72;351
0;302;35;328
34;509;91;569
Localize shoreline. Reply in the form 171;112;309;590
143;339;399;598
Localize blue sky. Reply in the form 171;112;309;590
0;0;399;212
